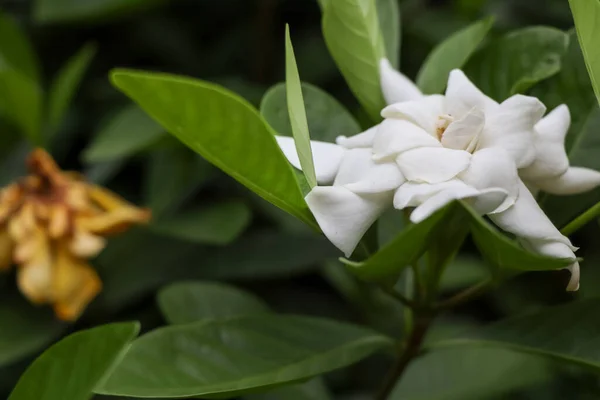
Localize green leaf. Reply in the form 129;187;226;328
465;26;569;101
349;202;571;282
430;299;600;371
0;12;43;145
377;0;401;69
416;17;494;94
390;347;551;400
569;0;600;106
346;203;460;281
158;281;269;325
110;70;315;228
33;0;161;24
8;322;139;400
285;25;317;188
97;315;392;398
322;0;386;120
464;204;573;271
440;256;489;291
151;201;252;245
83;104;165;163
247;379;332;400
47;43;96;135
0;293;65;368
260;82;361;142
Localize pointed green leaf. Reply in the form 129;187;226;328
110;70;315;227
97;315;392;398
322;0;386;120
151;201;251;245
47;43;96;135
261;82;361;142
83;104;165;163
285;25;317;188
346;203;460;281
431;299;600;370
0;12;42;145
416;17;494;94
9;322;139;400
466;26;569;101
158;281;269;325
569;0;600;106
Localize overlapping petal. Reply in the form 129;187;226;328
275;136;345;184
305;186;391;257
444;69;498;117
441;107;485;151
396;147;471;184
478;95;546;168
381;95;444;134
336;125;379;149
533;166;600;195
372;119;441;161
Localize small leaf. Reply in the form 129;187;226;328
9;322;139;400
47;43;96;135
463;204;573;271
431;299;600;371
322;0;387;120
0;12;42;145
416;17;494;94
158;281;269;325
0;293;65;368
151;201;252;245
83;104;165;163
110;70;315;228
97;315;392;398
391;347;552;400
33;0;162;24
260;82;361;142
285;25;317;188
346;203;460;281
377;0;401;69
466;26;569;101
569;0;600;106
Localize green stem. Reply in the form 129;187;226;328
435;278;493;310
375;313;433;400
560;201;600;236
382;286;419;310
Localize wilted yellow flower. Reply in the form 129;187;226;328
0;149;151;321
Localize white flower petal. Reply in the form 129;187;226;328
333;148;376;186
534;166;600;195
520;105;571;181
567;262;580;291
306;186;391;257
441;107;485;151
489;180;575;248
372;119;441;161
275;136;345;184
459;147;519;213
379;58;423;104
344;162;405;194
396;147;471;184
444;69;498;117
381;95;445;134
336;125;379;149
393;180;507;223
478;95;546;168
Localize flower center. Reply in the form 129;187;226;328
435;114;454;140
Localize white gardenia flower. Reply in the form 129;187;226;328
276;59;593;291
